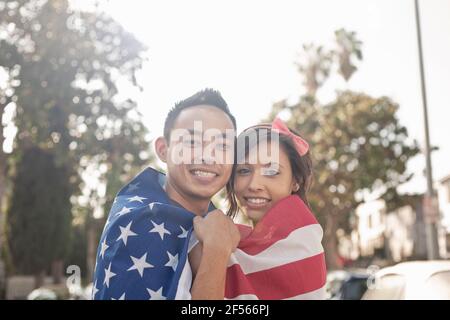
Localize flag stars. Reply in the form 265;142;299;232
111;293;126;300
149;221;171;240
103;263;116;288
126;182;140;193
147;287;166;300
178;226;189;238
92;280;99;299
116;221;138;246
99;238;109;259
127;195;147;203
165;251;179;272
115;206;133;217
127;253;154;277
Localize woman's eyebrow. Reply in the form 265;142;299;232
262;162;284;169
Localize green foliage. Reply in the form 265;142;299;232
295;28;363;98
6;147;72;274
271;30;419;268
1;0;152;274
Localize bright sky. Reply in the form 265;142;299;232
53;0;450;195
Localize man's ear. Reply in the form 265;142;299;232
155;137;169;163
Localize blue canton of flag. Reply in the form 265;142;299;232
92;167;205;300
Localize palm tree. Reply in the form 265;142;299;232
334;29;363;81
295;44;333;98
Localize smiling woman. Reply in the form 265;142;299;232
227;121;313;223
212;118;327;300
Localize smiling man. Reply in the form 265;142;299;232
92;89;240;300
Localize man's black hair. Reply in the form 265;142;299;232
163;88;236;141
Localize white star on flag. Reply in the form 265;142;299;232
111;293;126;300
165;251;179;271
178;226;189;238
127;195;147;203
147;287;166;300
92;281;99;299
149;221;171;240
99;238;109;259
103;263;116;288
115;206;133;217
116;221;138;246
127;253;154;277
126;182;140;193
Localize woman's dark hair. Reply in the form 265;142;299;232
226;126;313;219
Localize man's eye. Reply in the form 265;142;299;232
236;167;251;175
184;139;201;147
217;143;230;151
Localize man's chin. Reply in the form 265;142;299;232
191;189;219;200
187;185;221;200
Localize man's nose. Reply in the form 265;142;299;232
201;155;215;165
200;141;221;165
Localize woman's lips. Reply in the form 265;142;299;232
244;197;271;209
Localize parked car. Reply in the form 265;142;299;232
27;283;92;300
326;269;370;300
27;288;58;300
362;260;450;300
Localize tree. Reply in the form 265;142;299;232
334;29;363;81
1;0;152;281
6;146;72;286
270;30;419;269
295;44;333;98
295;29;363;99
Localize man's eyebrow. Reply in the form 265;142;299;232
186;129;203;135
217;133;234;139
186;130;234;140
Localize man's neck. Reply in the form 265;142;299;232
164;180;210;216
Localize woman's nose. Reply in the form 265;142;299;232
248;172;264;192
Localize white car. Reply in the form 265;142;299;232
362;260;450;300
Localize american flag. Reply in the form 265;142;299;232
225;195;327;300
92;167;203;300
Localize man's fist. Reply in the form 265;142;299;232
193;209;240;255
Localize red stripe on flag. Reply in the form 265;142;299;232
238;195;320;255
225;252;327;300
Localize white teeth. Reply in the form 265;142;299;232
247;198;269;204
192;170;216;177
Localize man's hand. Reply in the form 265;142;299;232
193;209;240;255
190;210;240;300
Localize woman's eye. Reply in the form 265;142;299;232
262;168;279;176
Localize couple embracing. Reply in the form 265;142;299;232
92;89;327;300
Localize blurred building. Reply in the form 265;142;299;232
437;174;450;255
338;190;450;266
